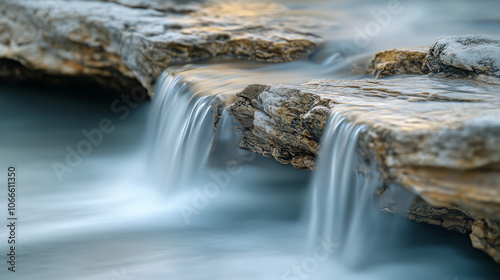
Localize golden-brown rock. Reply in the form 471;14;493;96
367;47;429;78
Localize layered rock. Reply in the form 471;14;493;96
367;34;500;82
222;33;500;262
0;0;324;93
227;75;500;261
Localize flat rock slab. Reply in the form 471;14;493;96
228;75;500;261
229;76;500;170
0;0;325;93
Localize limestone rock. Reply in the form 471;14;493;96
367;35;500;80
367;47;429;78
0;0;324;93
426;34;500;78
227;75;500;261
228;83;330;170
229;76;500;169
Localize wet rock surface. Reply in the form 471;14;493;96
227;75;500;261
0;0;324;93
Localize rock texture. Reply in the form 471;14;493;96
225;33;500;262
471;219;500;262
0;0;324;93
367;35;500;81
227;75;500;261
426;35;500;79
367;47;429;78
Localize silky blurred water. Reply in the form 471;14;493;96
0;77;498;280
1;0;500;279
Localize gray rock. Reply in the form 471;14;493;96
0;0;324;93
426;34;500;78
367;47;429;78
367;35;500;80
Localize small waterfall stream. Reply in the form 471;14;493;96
2;0;500;278
148;73;216;190
307;113;370;260
307;112;415;267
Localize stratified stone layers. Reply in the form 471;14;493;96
228;76;500;261
0;0;324;93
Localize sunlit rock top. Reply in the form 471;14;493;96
0;0;328;92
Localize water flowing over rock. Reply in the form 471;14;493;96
227;75;500;261
0;0;324;93
147;73;215;189
308;112;417;267
3;0;500;276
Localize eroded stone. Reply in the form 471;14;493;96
227;75;500;261
0;0;324;93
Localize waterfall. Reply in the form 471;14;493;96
146;72;253;194
209;108;254;167
147;72;216;191
307;112;414;267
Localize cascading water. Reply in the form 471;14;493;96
209;108;255;167
307;112;368;254
307;112;418;267
147;73;216;190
